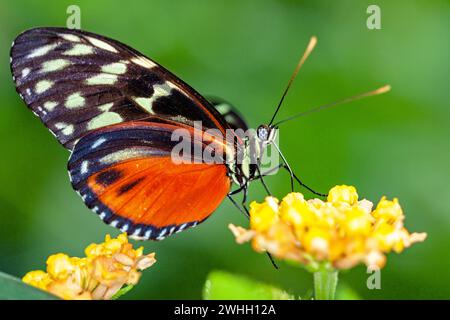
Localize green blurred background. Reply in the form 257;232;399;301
0;0;448;299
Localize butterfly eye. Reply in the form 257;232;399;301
257;124;270;141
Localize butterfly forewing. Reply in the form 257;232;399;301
10;27;227;149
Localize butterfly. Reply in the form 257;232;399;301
10;27;282;241
11;28;389;241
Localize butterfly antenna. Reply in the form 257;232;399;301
268;36;317;126
273;85;391;126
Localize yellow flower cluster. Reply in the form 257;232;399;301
229;185;426;270
22;233;156;300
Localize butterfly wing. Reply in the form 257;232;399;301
68;121;231;240
209;97;249;132
11;27;237;239
10;27;228;149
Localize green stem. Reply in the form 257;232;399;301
313;267;338;300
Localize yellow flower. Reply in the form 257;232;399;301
327;185;358;205
46;254;77;281
22;270;52;290
373;197;403;224
250;197;279;232
229;185;427;270
23;233;156;300
279;193;316;230
340;206;373;236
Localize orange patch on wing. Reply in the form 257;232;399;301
87;157;230;228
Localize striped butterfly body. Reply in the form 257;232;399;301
10;27;260;240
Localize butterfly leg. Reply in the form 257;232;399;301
227;194;249;218
251;162;325;197
281;164;327;197
227;188;279;269
227;184;251;217
272;141;326;196
252;163;284;179
244;187;280;269
228;185;245;196
227;193;279;269
272;142;295;192
255;164;272;196
227;185;252;218
241;186;251;217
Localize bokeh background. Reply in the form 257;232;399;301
0;0;448;299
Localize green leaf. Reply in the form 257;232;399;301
111;284;134;300
203;270;294;300
0;271;58;300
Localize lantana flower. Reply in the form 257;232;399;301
230;185;426;270
22;233;156;300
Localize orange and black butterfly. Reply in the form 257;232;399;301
10;27;282;240
10;28;388;241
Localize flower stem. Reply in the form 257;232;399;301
313;266;338;300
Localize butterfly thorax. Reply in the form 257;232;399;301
228;124;277;187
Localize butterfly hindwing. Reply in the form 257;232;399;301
10;27;228;149
209;97;249;132
68;121;230;240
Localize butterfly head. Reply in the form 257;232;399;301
256;124;277;146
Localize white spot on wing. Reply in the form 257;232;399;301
41;59;71;73
59;33;81;42
54;122;74;136
43;101;58;111
157;228;167;240
21;68;31;78
87;112;122;130
64;44;94;56
35;80;54;94
98;102;114;112
36;106;46;116
65;92;85;109
133;97;153;113
86;73;118;85
215;103;231;114
91;137;106;149
101;62;127;75
99;148;149;164
62;125;74;136
27;43;59;58
130;56;156;69
178;223;188;232
86;36;117;53
110;220;119;227
132;82;177;113
80;161;89;174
